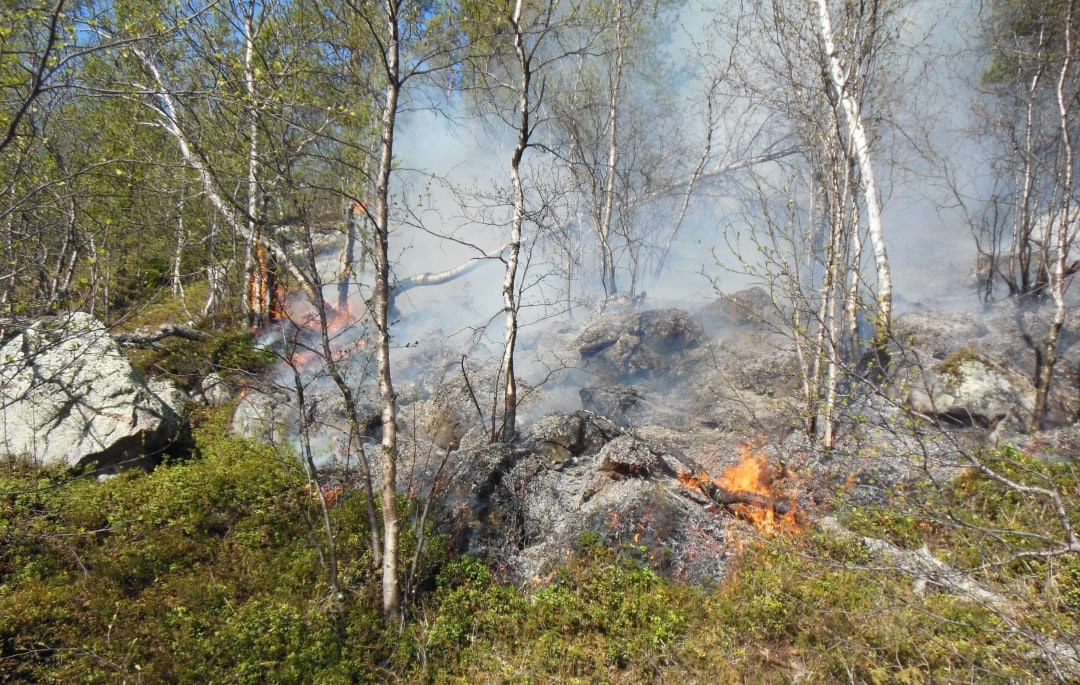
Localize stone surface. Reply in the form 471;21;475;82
230;385;298;445
149;378;187;419
0;313;183;471
418;360;499;450
697;286;776;333
901;349;1035;431
894;311;989;359
575;308;704;383
201;372;232;408
432;413;730;583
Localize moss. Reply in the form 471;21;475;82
932;348;995;385
2;430;1075;682
928;345;1002;388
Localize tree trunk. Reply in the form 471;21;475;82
599;0;624;298
292;366;342;605
497;0;531;443
373;0;403;625
242;4;273;327
129;46;316;303
339;201;359;313
814;0;892;343
1033;0;1076;430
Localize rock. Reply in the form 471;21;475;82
894;311;989;359
150;378;187;419
697;286;775;333
201;372;232;407
520;410;621;463
579;383;647;427
420;360;500;449
428;414;730;584
596;434;668;477
230;386;298;445
0;313;183;471
901;349;1035;431
575;308;704;383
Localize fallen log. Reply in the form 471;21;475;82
679;479;797;522
114;324;211;349
818;516;1080;677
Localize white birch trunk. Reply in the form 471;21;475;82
599;0;624;297
1034;0;1076;429
498;0;530;442
243;6;263;324
373;0;402;624
813;0;892;342
129;47;315;301
172;193;185;297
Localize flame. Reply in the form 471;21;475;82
679;441;802;534
717;442;801;533
718;451;773;497
283;301;370;372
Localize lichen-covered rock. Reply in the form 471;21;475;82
901;349;1035;431
575;308;704;383
432;415;729;584
894;311;989;359
149;378;187;419
697;286;776;333
200;372;232;408
520;410;620;463
0;313;183;471
230;385;298;445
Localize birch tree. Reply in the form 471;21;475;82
457;0;585;440
812;0;893;344
712;0;909;448
547;0;687;301
977;0;1080;429
341;0;463;623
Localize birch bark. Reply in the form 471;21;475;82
813;0;892;342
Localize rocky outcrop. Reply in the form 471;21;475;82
575;308;704;383
432;412;732;583
416;361;498;450
200;372;232;408
697;286;776;334
894;311;990;360
0;313;184;471
231;385;299;446
900;349;1035;433
892;304;1080;431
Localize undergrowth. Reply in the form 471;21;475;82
1;426;1076;682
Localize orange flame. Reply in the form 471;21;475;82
717;442;801;533
284;301;370;372
679;442;802;534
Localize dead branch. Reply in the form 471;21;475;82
391;242;511;296
818;516;1080;677
113;324;211;349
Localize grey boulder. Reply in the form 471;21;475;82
0;313;184;471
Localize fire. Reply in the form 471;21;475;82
717;442;801;533
678;469;715;494
718;444;773;493
283;301;370;372
679;441;803;534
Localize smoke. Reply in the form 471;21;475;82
264;0;997;464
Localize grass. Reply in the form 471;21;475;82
2;425;1075;682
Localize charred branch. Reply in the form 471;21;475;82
679;479;798;521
